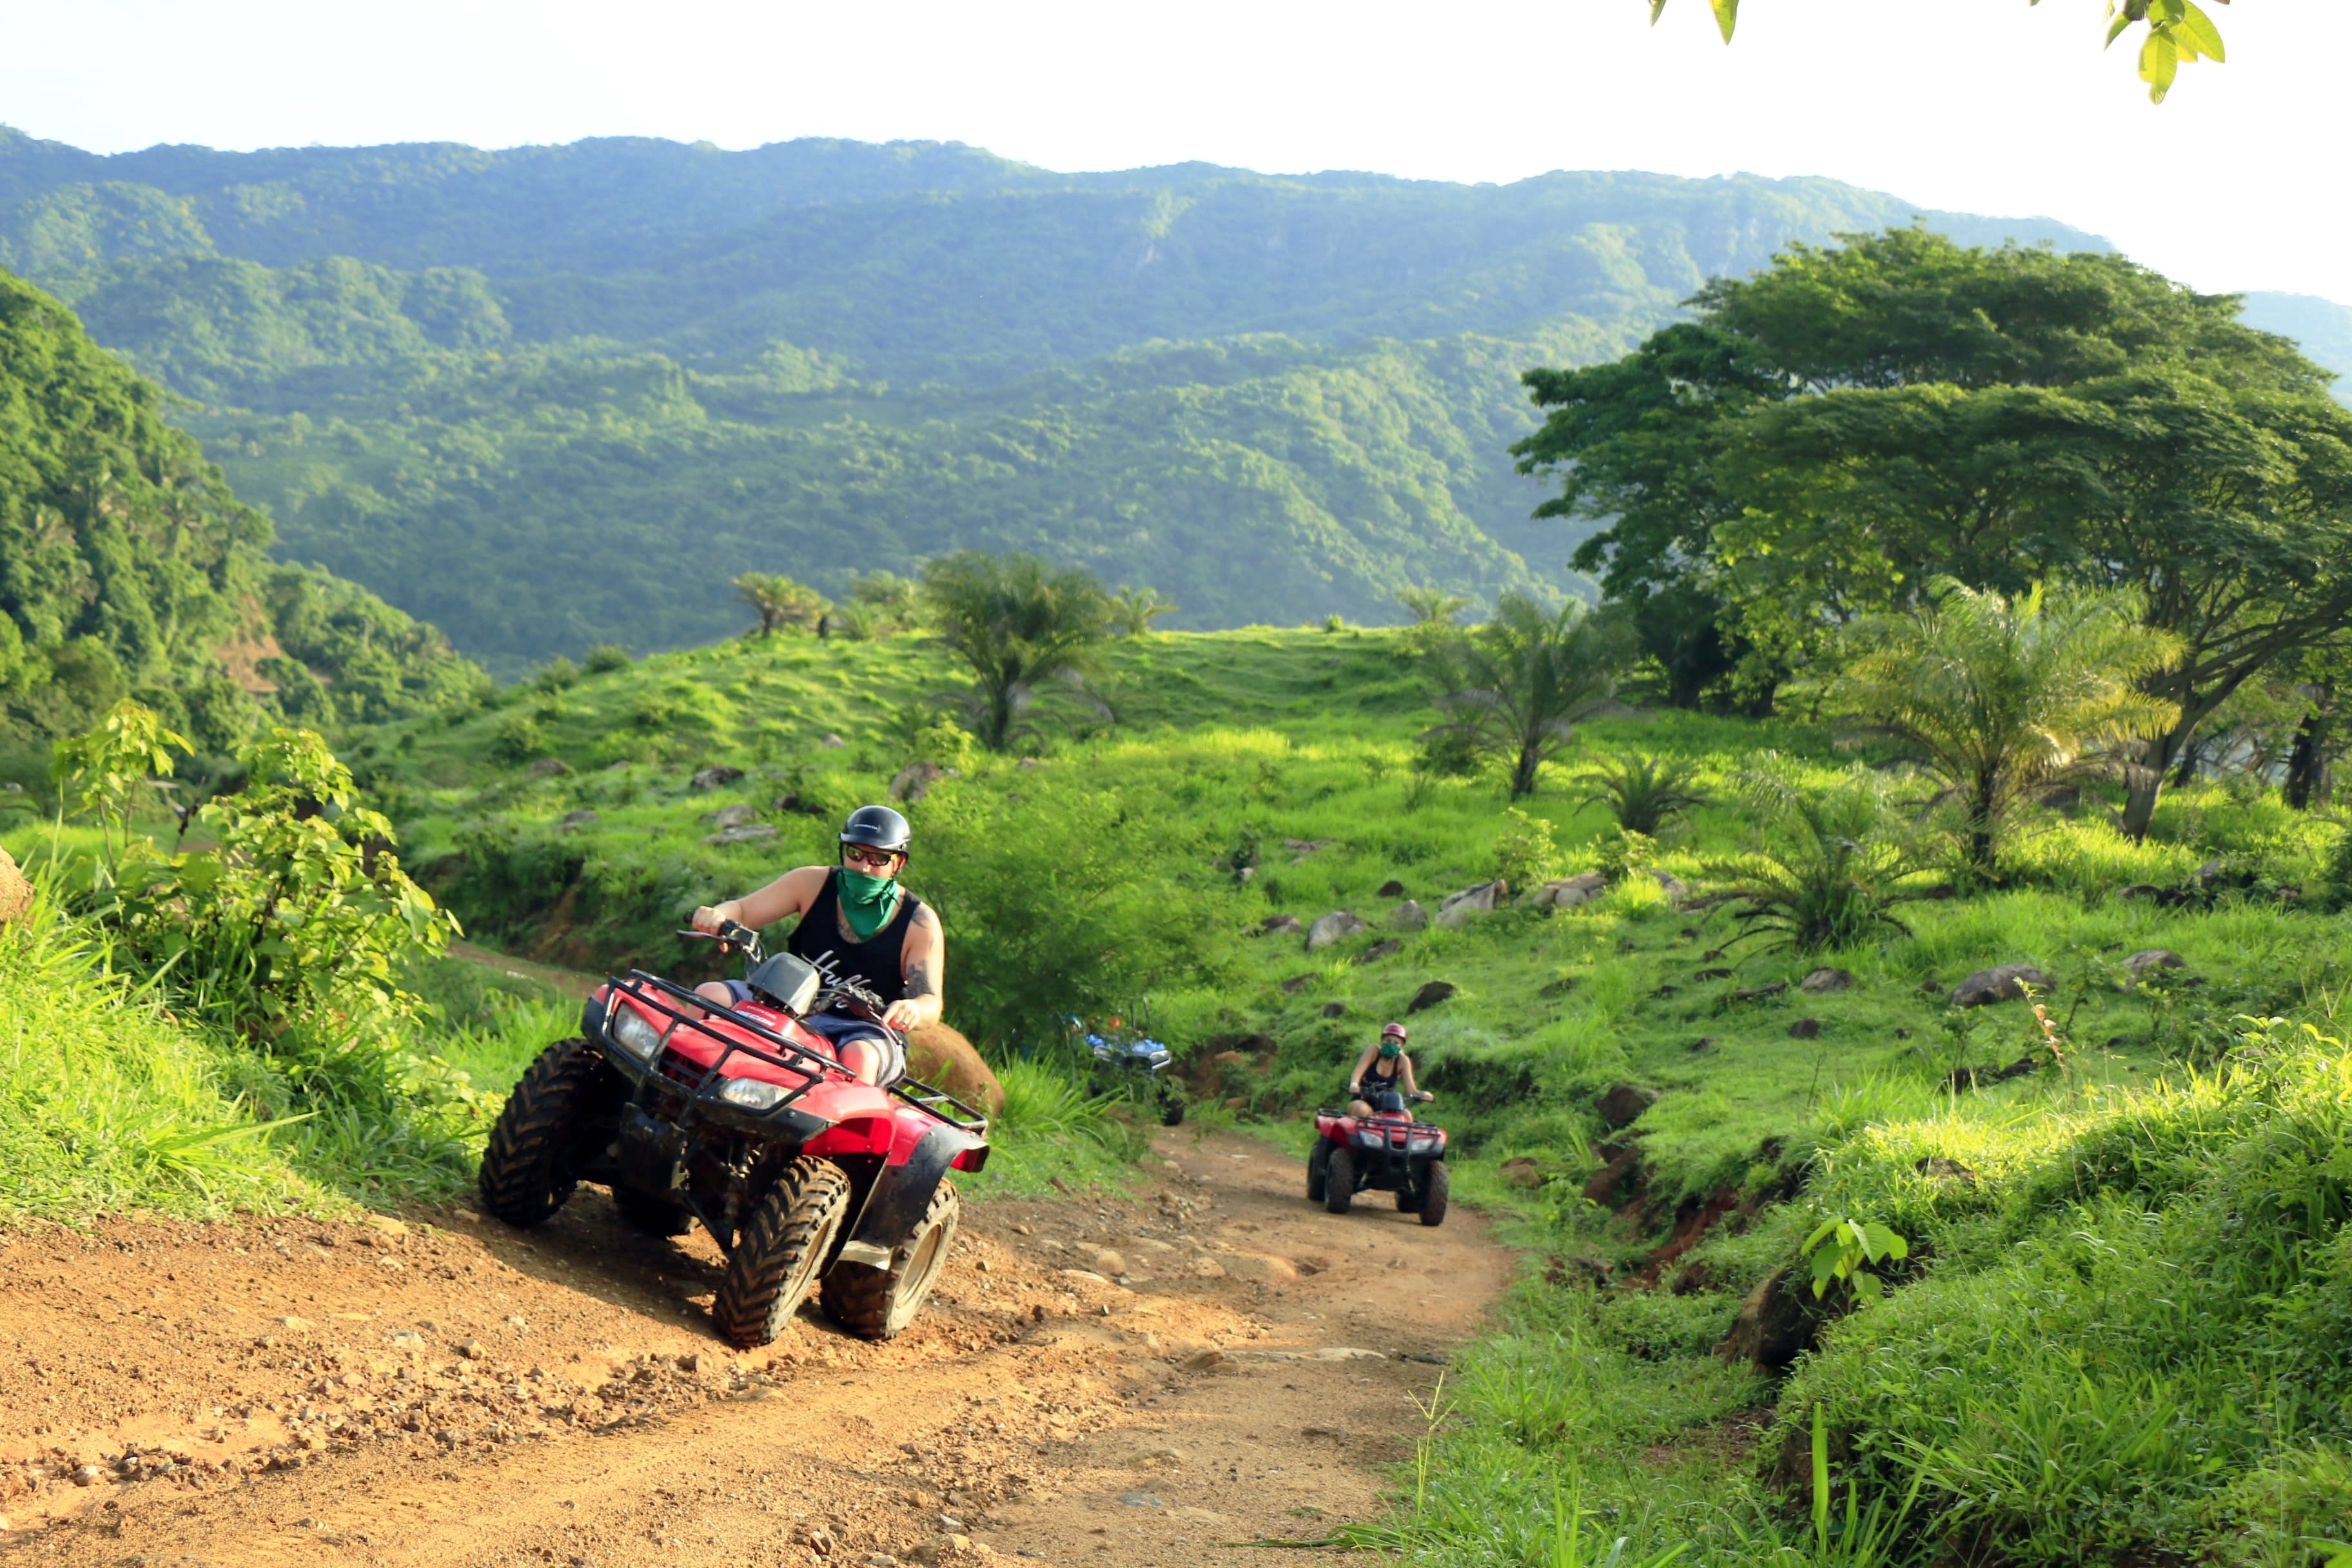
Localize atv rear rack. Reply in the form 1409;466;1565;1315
610;972;989;1133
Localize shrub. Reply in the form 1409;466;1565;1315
1710;761;1933;954
1575;752;1709;837
1494;807;1559;892
583;643;633;675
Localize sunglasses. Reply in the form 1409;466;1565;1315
842;846;901;870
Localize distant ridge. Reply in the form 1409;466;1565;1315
5;127;2336;670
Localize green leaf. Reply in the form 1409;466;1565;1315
2140;30;2179;100
1802;1218;1839;1254
2178;1;2224;61
1708;0;1738;43
1649;0;1669;24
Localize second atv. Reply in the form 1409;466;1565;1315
1307;1090;1448;1225
476;921;990;1346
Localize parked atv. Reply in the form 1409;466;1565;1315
477;921;990;1347
1307;1090;1448;1226
1078;1014;1187;1126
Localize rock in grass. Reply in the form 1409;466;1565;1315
691;765;745;790
1596;1083;1659;1128
1376;878;1407;897
1436;880;1508;926
1949;963;2054;1007
703;803;757;829
0;848;30;928
1258;914;1303;936
1387;899;1429;931
1498;1157;1544;1190
1529;873;1607;910
1799;967;1856;994
1645;868;1690;903
1717;1266;1825;1371
1306;911;1367;950
1320;1002;1348;1018
558;809;600;831
2115;883;2162;902
1788;1017;1821;1039
1358;939;1404;964
703;823;780;847
2124;949;2186;983
1406;980;1458;1012
889;760;945;803
524;757;571;778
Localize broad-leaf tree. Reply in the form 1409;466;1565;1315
733;572;828;637
1422;593;1629;799
920;551;1112;750
1830;580;2181;872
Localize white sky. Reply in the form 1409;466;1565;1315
3;0;2344;302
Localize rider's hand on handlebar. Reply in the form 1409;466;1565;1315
1412;1090;1434;1102
881;998;925;1033
691;903;735;936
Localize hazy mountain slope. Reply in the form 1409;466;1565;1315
2242;291;2352;402
0;128;2155;670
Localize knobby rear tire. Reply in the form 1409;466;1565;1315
1418;1161;1450;1228
822;1179;961;1341
712;1157;853;1348
1306;1140;1331;1204
1324;1147;1356;1215
477;1037;610;1228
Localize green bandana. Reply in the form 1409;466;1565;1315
1379;1041;1402;1059
837;868;904;941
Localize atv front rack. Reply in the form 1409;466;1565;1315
609;971;990;1133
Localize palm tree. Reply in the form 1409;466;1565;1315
1397;586;1471;628
919;551;1112;750
1710;763;1932;954
1423;593;1627;799
1830;579;2182;874
1576;752;1711;836
1106;585;1179;638
734;572;829;637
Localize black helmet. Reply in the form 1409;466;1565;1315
839;804;912;857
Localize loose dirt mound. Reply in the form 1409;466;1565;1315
0;1129;1508;1564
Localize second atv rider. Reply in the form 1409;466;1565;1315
690;805;941;1088
1348;1022;1434;1118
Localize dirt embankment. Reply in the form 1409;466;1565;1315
0;1128;1511;1566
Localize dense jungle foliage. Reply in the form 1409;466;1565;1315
0;266;481;756
0;125;2197;672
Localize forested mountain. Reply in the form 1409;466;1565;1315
13;126;2337;672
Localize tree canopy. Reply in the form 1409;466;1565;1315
1518;228;2352;832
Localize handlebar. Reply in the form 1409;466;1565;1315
678;919;761;957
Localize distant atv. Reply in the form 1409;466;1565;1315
1077;1014;1187;1126
1308;1091;1448;1226
477;921;990;1346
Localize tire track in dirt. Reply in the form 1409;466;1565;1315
0;1128;1511;1565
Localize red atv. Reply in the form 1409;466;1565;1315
476;921;990;1346
1307;1090;1448;1225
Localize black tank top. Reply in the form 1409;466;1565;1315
1366;1054;1402;1087
785;870;924;1004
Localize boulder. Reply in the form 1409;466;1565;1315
1949;963;2055;1007
0;848;30;928
2124;949;2186;983
1406;980;1458;1013
1318;1002;1348;1019
1436;880;1508;928
2196;858;2228;884
1799;967;1856;994
1257;915;1303;937
1529;873;1607;910
703;803;758;830
1582;1147;1643;1204
1387;899;1429;932
1788;1017;1821;1039
691;765;746;791
819;734;847;749
1305;911;1367;950
557;810;601;832
1357;939;1403;964
524;757;571;778
1596;1082;1659;1128
702;823;781;847
1497;1157;1544;1190
889;760;945;804
1645;868;1690;903
904;1022;1006;1115
1716;1265;1826;1371
1375;878;1407;898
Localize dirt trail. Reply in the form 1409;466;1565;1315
0;1128;1511;1565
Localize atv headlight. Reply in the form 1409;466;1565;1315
609;1006;664;1061
1146;1049;1172;1068
717;1077;787;1112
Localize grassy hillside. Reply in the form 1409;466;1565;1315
0;128;2139;671
329;620;2352;1560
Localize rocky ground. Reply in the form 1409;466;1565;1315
0;1128;1510;1566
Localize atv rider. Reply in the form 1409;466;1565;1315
1348;1023;1433;1118
690;805;942;1088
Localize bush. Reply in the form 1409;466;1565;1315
583;643;634;675
1493;807;1558;893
